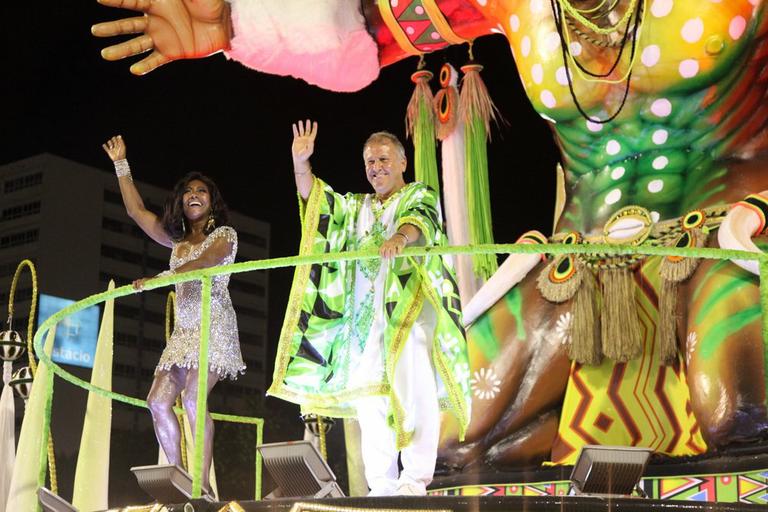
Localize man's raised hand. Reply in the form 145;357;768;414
92;0;232;75
292;120;318;166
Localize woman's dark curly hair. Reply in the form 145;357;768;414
161;172;230;242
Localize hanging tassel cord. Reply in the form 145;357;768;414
406;68;440;194
460;62;500;279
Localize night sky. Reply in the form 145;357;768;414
3;4;559;403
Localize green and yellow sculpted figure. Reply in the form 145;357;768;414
94;0;768;471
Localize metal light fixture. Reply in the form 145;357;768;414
257;440;344;499
569;445;652;497
38;487;78;512
131;464;215;504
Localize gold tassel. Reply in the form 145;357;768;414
537;255;602;365
657;277;680;364
569;267;602;365
600;266;642;362
658;225;708;364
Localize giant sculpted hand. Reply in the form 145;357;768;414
92;0;232;75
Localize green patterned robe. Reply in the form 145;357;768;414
268;177;471;447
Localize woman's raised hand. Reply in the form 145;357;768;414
103;135;127;161
291;120;318;165
91;0;232;75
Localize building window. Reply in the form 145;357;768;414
240;332;264;347
4;173;42;194
237;304;267;319
1;201;40;222
114;363;137;377
115;332;137;346
229;278;265;297
0;259;35;278
238;231;268;248
244;359;264;371
0;229;39;249
103;217;143;238
114;331;164;352
0;287;32;304
101;244;168;271
103;189;162;213
115;304;166;326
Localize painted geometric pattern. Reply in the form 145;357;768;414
390;0;451;52
550;258;707;464
429;469;768;504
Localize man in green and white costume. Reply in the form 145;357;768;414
269;120;471;496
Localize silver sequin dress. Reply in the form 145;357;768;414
156;226;246;380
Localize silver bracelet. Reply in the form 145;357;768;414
114;159;132;180
394;232;409;244
156;269;176;278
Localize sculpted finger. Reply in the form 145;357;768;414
91;16;147;37
310;121;318;140
292;124;298;138
96;0;152;12
130;51;171;75
101;34;153;61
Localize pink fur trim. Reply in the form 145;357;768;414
225;0;381;92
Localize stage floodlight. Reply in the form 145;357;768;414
257;440;345;499
38;487;78;512
130;464;214;504
569;445;652;497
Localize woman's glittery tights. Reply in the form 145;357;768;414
147;366;219;490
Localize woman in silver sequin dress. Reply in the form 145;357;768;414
103;135;245;491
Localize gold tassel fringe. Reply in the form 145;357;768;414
600;267;642;362
568;267;602;365
657;227;708;364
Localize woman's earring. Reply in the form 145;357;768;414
182;217;187;236
206;212;216;232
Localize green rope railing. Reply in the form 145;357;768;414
31;243;767;503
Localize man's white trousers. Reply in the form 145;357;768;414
355;313;439;495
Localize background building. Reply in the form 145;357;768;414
0;153;270;500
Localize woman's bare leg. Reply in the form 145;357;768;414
146;367;186;464
182;368;219;490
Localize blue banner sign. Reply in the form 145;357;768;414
38;294;100;368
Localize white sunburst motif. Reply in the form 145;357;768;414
555;312;573;345
470;367;502;400
686;331;698;365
